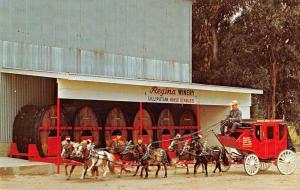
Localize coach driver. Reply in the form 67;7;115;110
220;100;242;136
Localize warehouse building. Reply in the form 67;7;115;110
0;0;262;157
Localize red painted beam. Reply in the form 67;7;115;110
197;104;201;132
139;102;143;139
56;98;61;174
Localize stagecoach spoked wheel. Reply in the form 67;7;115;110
244;154;260;176
259;162;271;171
277;149;297;175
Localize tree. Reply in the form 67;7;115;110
193;0;300;120
193;0;242;74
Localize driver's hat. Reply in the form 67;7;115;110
230;100;239;106
176;133;181;138
65;136;71;141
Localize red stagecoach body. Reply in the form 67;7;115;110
216;120;297;176
217;120;288;160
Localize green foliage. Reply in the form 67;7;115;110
193;0;300;122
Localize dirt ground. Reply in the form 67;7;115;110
1;154;299;190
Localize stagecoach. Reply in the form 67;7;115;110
216;120;297;176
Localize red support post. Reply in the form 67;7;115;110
196;104;201;132
139;102;143;138
56;98;61;173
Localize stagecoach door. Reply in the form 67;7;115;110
263;124;277;158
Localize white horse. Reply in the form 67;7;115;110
74;144;115;180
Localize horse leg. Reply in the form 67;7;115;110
174;160;178;174
145;165;149;179
65;165;69;177
201;164;205;173
163;163;167;178
124;168;131;173
217;161;222;175
204;162;208;177
185;162;189;175
85;160;96;179
103;162;109;177
80;165;88;180
94;167;99;179
140;166;144;178
155;164;161;177
68;165;75;180
119;166;124;177
122;161;131;173
213;162;218;173
194;161;199;176
133;165;140;176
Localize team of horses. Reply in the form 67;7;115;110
60;134;230;180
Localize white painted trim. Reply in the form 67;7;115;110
0;67;263;94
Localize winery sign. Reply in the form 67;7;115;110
145;87;196;104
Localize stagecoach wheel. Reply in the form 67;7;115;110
244;154;260;176
259;162;271;171
277;149;297;175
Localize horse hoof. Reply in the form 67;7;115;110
144;177;148;179
133;174;136;177
164;176;167;178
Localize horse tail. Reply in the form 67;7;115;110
106;152;115;174
221;147;229;166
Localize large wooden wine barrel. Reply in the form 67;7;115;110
73;106;100;146
105;107;129;146
157;108;175;148
179;109;197;140
13;105;70;157
133;109;153;144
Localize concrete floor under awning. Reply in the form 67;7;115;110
0;157;55;175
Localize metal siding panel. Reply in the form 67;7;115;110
0;73;55;142
0;0;192;82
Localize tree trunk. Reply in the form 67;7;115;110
211;25;219;64
271;50;277;119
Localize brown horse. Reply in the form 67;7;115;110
61;140;80;180
193;140;229;177
139;144;170;179
110;140;136;176
120;141;146;176
168;139;195;174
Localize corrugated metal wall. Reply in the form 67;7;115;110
0;0;192;82
0;73;55;143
